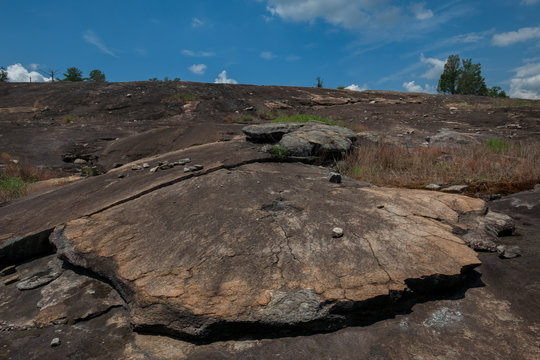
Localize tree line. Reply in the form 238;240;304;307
0;66;106;82
437;54;507;97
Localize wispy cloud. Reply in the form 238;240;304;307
188;64;207;75
492;27;540;46
521;0;540;4
181;49;216;57
286;55;301;61
192;18;204;27
420;54;446;79
410;2;433;20
260;51;277;60
214;70;238;84
83;30;116;57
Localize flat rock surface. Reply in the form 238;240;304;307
51;161;486;339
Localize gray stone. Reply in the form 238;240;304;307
183;167;191;173
497;245;520;259
17;258;63;291
149;166;159;173
332;227;344;238
50;337;61;347
328;172;342;184
192;165;204;171
442;185;468;193
131;164;143;171
243;123;304;142
73;158;87;164
178;158;191;165
484;212;516;237
142;163;150;168
426;184;441;190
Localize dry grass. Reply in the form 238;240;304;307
338;140;540;195
0;154;64;203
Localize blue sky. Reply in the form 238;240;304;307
2;0;540;98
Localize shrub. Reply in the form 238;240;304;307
269;146;290;161
0;175;27;202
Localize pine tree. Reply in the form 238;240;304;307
63;67;83;81
437;55;460;94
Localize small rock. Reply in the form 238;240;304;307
159;164;173;170
142;163;150;168
449;107;458;111
117;174;125;179
10;159;19;164
369;100;376;104
50;337;61;347
425;184;441;190
131;164;143;171
0;265;16;276
149;166;159;173
73;158;87;165
496;245;520;259
4;275;19;285
192;165;204;171
328;172;342;184
506;123;522;129
533;184;540;192
332;227;344;238
178;158;191;165
126;93;133;98
441;185;468;193
184;167;191;173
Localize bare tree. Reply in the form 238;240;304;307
38;68;59;82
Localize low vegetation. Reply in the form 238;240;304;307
269;146;290;161
0;154;63;203
272;114;336;125
163;90;195;102
338;139;540;195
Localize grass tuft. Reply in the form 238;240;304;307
486;138;510;153
269;146;290;161
272;114;336;125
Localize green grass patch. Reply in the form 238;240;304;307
0;175;27;202
486;138;510;153
272;114;336;125
269;146;290;161
64;115;77;123
495;99;534;107
164;91;195;102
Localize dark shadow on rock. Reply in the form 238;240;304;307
134;267;484;345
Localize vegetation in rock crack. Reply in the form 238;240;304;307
269;146;290;161
338;141;540;195
163;90;196;102
272;114;336;125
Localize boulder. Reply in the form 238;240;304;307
243;121;357;157
49;161;488;340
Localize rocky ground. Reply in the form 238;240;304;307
0;81;539;359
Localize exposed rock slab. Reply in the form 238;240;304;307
0;141;269;265
50;162;487;339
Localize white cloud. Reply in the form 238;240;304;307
510;62;540;99
403;81;432;93
420;54;446;79
267;0;366;29
214;70;238;84
181;49;215;57
410;2;433;20
83;30;116;57
521;0;540;4
492;27;540;46
345;84;368;91
192;18;204;27
6;63;51;82
260;51;277;60
188;64;207;75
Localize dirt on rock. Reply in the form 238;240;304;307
0;81;539;360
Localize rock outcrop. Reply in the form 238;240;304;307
242;121;357;157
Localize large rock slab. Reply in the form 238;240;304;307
243;121;357;157
51;162;487;339
0;141;269;265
